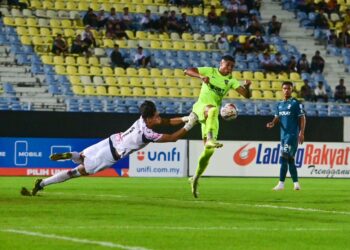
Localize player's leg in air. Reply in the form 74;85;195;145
190;105;221;198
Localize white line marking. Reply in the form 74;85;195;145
236;203;350;216
1;229;151;250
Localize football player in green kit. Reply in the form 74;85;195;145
184;55;251;198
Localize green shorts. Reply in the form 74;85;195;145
192;102;219;139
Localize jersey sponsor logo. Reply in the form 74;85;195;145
208;83;226;96
233;143;350;168
136;147;180;162
279;111;291;116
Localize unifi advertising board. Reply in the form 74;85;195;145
189;141;350;178
129;140;187;177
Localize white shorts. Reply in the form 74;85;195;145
82;138;117;174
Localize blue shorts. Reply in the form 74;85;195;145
281;136;298;158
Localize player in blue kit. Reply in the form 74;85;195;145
266;81;306;191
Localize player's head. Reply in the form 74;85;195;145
219;55;235;76
140;100;161;126
282;81;293;99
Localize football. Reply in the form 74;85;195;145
220;103;238;121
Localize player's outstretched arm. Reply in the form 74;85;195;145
235;80;251;98
157;115;197;142
184;68;209;83
160;117;188;126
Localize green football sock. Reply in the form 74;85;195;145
205;107;219;139
195;147;215;177
288;158;299;182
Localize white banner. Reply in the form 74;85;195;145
345;117;350;142
129;140;187;177
189;141;350;178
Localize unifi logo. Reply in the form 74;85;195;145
137;147;180;162
137;151;145;161
233;144;256;166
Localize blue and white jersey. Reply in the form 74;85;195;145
274;98;305;139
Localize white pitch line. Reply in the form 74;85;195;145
1;229;151;250
236;203;350;216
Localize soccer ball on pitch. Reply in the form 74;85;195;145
220;103;238;121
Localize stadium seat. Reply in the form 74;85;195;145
162;68;173;77
96;86;107;95
130;77;142;86
156;88;168;97
93;76;104;85
108;86;120;96
72;85;84;95
142;78;153;87
154;78;166;87
53;56;65;65
77;57;88;66
102;67;114;76
120;87;132;96
90;67;102;76
263;90;274;99
138;68;149;77
181;88;193;98
117;77;129;86
260;81;271;90
80;76;91;85
67;66;78;75
114;67;126;76
145;87;156;96
251;90;263;99
150;68;161;77
126;68;138;77
88;57;99;66
84;86;96;95
133;87;144;97
106;77;117;86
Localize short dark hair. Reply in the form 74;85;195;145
221;55;235;62
140;100;157;119
282;81;293;87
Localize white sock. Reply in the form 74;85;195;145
294;182;299;186
71;151;83;164
41;167;81;187
278;181;285;186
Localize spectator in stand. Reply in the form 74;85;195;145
299;79;314;101
133;46;151;68
83;8;97;28
327;29;342;47
140;9;157;31
178;13;193;34
314;8;329;29
226;0;239;27
110;44;129;69
228;35;245;55
71;34;90;56
248;31;268;52
217;32;230;52
96;9;108;30
7;0;27;10
81;25;97;48
246;19;265;34
268;15;282;36
297;54;310;74
106;22;117;39
108;7;120;26
237;0;249;20
167;10;181;33
287;56;298;72
310;50;325;73
121;7;136;31
52;34;68;56
272;52;287;73
339;26;350;48
158;11;169;33
260;51;274;72
207;5;222;26
334;78;347;102
342;8;350;29
114;22;129;40
324;0;339;18
314;81;328;102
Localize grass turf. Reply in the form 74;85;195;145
0;177;349;250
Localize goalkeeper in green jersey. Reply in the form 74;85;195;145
184;55;251;198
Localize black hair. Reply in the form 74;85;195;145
221;55;235;62
282;81;293;87
140;100;157;119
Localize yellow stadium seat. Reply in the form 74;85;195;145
193;7;202;15
39;27;51;36
55;65;66;74
170;32;180;40
50;19;61;28
3;17;14;26
64;29;75;38
80;76;91;85
251;90;262;99
260;81;271;90
142;78;153;87
193;88;201;96
138;68;149;77
72;85;84;95
161;41;172;50
238;35;247;44
46;10;58;19
42;0;54;9
169;88;180;97
66;2;78;10
174;41;185;50
102;67;114;76
30;0;42;9
37;18;48;27
51;28;62;36
54;1;65;10
78;2;89;11
174;69;185;77
278;73;288;81
76;57;88;66
77;66;89;76
272;81;282;90
265;72;277;80
156;87;168;97
133;87;144;96
15;17;26;26
181;88;192;98
70;75;81;85
184;42;195;50
16;27;28;36
117;77;129;86
32;36;44;45
250;81;260;90
135;31;147;40
227;89;241;99
125;30;135;39
167;78;178;87
130;77;142;86
242;71;254;80
159;33;170;40
96;86;107;95
65;56;76;66
151;40;161;49
195;42;206;51
190;78;202;88
61;20;72;29
127;40;138;49
290;72;301;81
106;77;117;86
291;92;298;98
108;86;120;96
263;90;274;99
93;76;104;85
162;68;173;77
275;91;283;99
295;81;304;92
154;78;166;87
150;68;161;77
126;68;138;77
114;67;126;76
20;36;31;45
41;55;53;64
232;71;242;80
67;66;78;75
90;66;102;76
53;56;65;65
145;87;156;96
88;57;99;66
120;87;132;96
178;78;190;87
182;33;193;41
115;40;127;48
84;86;96;95
254;72;265;80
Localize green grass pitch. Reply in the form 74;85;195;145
0;177;349;250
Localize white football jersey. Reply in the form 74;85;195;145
110;116;163;158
